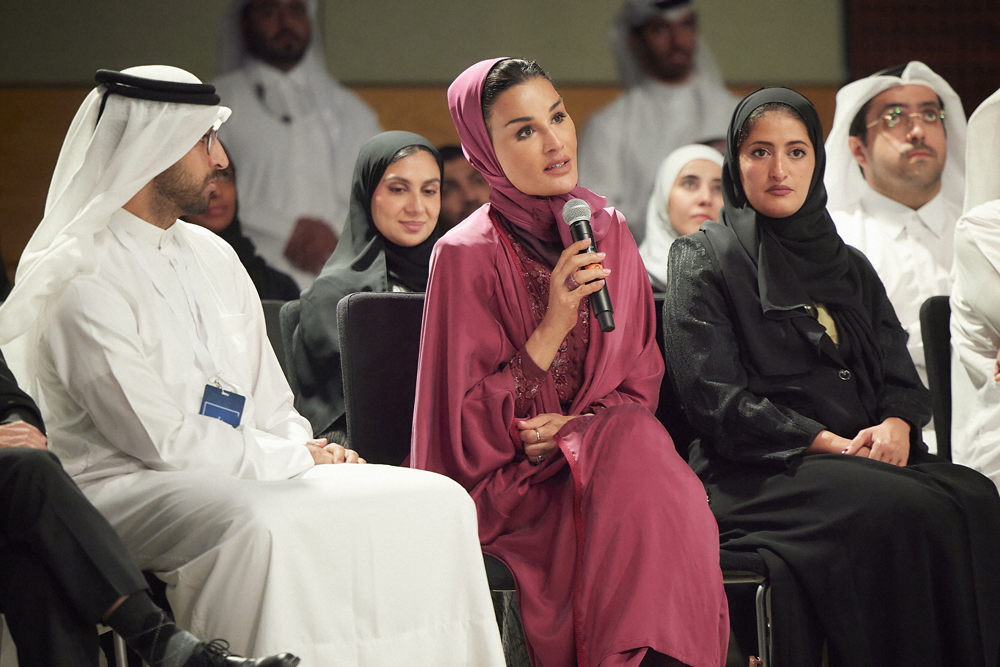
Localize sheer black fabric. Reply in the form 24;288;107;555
218;217;300;301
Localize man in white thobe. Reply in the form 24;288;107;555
825;62;968;453
578;0;738;244
213;0;381;289
0;66;503;667
948;86;1000;483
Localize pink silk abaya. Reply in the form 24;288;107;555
411;58;728;667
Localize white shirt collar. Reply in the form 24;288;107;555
859;188;949;239
639;77;695;97
248;57;310;87
111;208;177;249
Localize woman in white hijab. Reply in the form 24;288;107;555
950;86;1000;488
638;143;723;291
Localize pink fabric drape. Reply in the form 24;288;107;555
410;58;728;667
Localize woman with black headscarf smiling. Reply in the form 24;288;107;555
293;131;443;437
664;88;1000;666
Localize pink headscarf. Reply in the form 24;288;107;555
447;58;614;248
414;58;731;667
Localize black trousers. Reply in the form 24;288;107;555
0;448;147;666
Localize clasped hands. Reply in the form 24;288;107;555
305;438;366;465
517;413;595;465
809;417;910;467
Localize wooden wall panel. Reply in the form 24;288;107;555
0;89;88;283
846;0;1000;116
0;83;838;281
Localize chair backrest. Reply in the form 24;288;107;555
279;300;302;397
338;292;425;465
920;295;952;460
261;299;289;378
654;295;698;460
336;292;695;464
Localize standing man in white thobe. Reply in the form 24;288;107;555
213;0;382;289
578;0;738;244
0;65;504;667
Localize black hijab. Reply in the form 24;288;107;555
710;87;882;417
293;131;444;435
324;131;444;293
720;87;862;315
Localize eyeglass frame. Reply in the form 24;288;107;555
202;128;218;155
866;106;946;132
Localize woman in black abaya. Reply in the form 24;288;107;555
664;87;1000;666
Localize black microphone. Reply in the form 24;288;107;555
562;199;615;332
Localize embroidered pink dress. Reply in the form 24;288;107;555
411;58;729;667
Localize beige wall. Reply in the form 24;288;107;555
2;0;231;84
1;0;844;85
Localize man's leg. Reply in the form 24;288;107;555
0;546;100;666
0;449;298;667
0;448;148;619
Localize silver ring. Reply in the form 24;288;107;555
536;454;544;464
534;429;541;443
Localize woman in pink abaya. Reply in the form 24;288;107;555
410;57;729;667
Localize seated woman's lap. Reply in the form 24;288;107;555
563;403;719;558
565;402;704;502
708;453;996;542
707;452;1000;623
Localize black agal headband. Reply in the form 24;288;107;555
94;69;220;122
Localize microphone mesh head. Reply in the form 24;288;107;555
562;198;592;225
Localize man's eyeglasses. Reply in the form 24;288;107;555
202;128;218;155
866;107;946;132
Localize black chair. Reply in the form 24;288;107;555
338;292;424;466
656;296;773;666
278;300;301;396
920;295;952;461
261;299;289;379
335;291;517;585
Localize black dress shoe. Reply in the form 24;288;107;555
185;639;301;667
